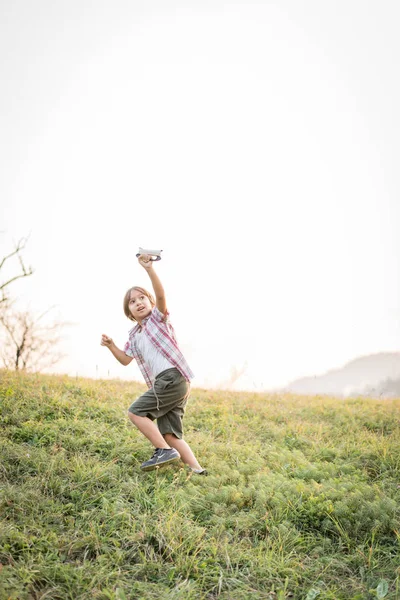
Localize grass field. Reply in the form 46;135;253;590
0;370;399;599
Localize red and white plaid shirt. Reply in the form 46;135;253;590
124;306;194;389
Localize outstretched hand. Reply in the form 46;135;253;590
101;334;114;348
138;254;154;271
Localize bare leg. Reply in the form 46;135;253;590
128;413;170;449
164;433;203;470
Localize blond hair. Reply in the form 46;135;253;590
123;286;156;321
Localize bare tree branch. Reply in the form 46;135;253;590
0;272;34;293
0;237;26;270
0;236;34;303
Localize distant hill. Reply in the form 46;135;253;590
284;352;400;398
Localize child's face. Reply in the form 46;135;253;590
129;289;153;322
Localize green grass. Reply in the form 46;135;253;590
0;370;399;600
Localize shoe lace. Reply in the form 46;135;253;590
150;448;162;459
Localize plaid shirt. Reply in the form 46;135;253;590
124;306;194;388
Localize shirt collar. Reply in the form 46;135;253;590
129;313;151;335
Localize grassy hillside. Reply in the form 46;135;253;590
0;370;399;600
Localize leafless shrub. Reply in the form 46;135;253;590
0;303;67;372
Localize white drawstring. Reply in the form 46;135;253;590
153;382;160;411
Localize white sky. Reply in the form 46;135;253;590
1;0;399;390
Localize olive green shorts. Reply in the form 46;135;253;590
128;368;190;439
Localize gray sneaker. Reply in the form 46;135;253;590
140;448;181;471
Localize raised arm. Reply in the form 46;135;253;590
138;255;167;315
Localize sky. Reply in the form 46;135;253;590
1;0;399;390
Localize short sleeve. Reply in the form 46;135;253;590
152;306;170;323
124;340;134;358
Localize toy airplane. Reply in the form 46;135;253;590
136;247;163;261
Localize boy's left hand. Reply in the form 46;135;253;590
138;254;154;270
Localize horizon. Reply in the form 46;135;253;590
1;349;400;399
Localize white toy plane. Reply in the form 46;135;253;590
135;247;163;261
